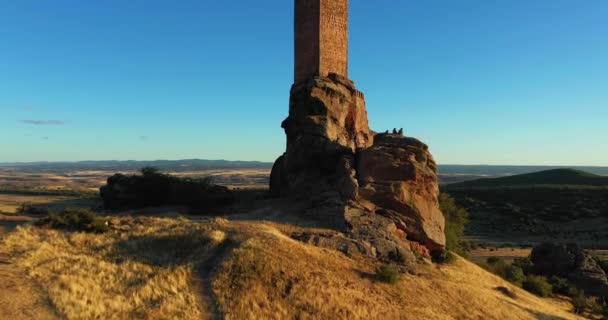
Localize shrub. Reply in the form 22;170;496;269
512;257;534;274
570;289;588;314
375;265;401;284
431;249;456;264
16;203;49;216
522;275;553;297
503;265;525;286
548;276;571;295
439;193;469;256
36;208;108;233
483;257;508;276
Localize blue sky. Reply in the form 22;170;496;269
1;0;606;165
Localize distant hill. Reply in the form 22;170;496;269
438;165;608;177
445;168;608;189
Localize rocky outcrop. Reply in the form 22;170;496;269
357;133;445;251
101;172;234;210
270;73;372;202
531;243;608;296
270;74;446;262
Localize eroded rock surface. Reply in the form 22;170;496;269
271;74;446;262
357;133;445;251
270;74;372;202
531;243;608;296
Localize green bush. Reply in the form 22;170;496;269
512;257;534;274
522;275;553;297
503;265;525;286
439;193;469;256
570;289;588;314
36;208;108;233
375;265;401;284
548;276;571;295
431;249;456;264
483;257;508;276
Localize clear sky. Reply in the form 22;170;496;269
1;0;606;165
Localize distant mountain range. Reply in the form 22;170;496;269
1;160;607;177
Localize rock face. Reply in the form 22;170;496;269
101;173;234;210
531;243;608;296
270;73;372;202
357;133;445;251
271;74;446;260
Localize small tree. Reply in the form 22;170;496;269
503;265;525;286
439;193;469;256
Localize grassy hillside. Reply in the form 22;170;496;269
0;215;583;319
446;168;608;189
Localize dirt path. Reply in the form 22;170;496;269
0;217;60;319
193;240;236;320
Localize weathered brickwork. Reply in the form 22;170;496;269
294;0;348;82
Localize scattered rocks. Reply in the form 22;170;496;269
531;243;608;296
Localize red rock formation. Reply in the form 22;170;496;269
357;133;446;251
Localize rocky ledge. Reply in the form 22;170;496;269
270;74;445;263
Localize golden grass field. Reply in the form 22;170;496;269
0;168;600;319
0;214;586;320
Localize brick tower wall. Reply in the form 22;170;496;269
294;0;348;82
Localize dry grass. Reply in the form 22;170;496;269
0;216;585;320
1;217;227;319
214;222;582;320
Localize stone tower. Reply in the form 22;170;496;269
271;0;446;261
294;0;348;82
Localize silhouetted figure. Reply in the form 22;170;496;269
384;130;389;134
398;128;403;135
392;128;397;134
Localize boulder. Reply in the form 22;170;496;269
357;133;445;251
531;243;608;296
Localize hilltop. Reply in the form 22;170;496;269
445;168;608;189
443;169;608;247
0;214;582;320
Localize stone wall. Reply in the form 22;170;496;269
294;0;348;82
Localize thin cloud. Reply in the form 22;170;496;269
22;120;65;125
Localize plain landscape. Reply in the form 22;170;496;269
1;161;607;319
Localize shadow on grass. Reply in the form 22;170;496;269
111;231;213;267
502;298;568;320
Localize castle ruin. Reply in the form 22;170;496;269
271;0;446;262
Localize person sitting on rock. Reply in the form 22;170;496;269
398;128;403;135
392;128;398;134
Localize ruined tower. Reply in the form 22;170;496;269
294;0;348;82
271;0;446;260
